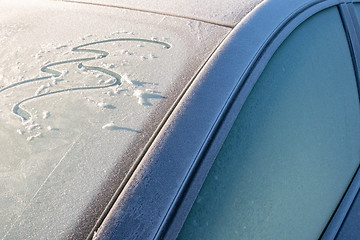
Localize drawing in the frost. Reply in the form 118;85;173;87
0;37;171;140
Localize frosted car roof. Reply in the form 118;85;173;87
57;0;265;27
0;1;230;238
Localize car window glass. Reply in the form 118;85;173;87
0;1;230;238
352;3;360;23
68;0;265;27
178;7;360;240
334;4;360;239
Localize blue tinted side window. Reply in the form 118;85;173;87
178;7;360;240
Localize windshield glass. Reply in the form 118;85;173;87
0;1;230;238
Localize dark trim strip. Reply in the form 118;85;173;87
320;3;360;239
339;3;360;100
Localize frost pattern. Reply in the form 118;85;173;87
0;37;171;139
0;38;170;122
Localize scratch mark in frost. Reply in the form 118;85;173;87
2;134;83;239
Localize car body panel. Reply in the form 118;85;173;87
2;0;360;239
94;0;358;239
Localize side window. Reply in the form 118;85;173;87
178;7;360;240
333;4;360;240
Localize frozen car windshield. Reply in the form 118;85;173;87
0;1;230;238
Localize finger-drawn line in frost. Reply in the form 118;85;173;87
0;38;171;122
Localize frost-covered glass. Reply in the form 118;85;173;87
69;0;265;27
178;7;360;240
0;1;229;239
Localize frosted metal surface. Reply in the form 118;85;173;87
60;0;265;27
178;7;360;240
0;1;229;239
